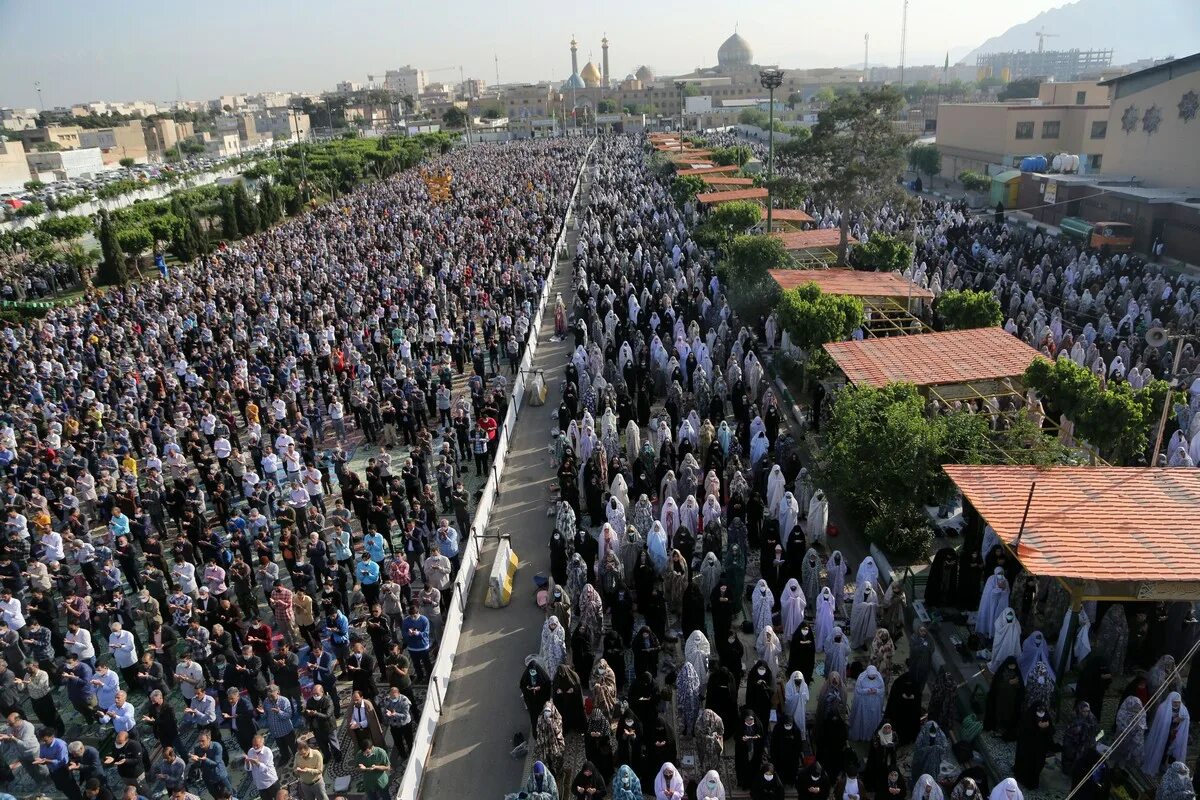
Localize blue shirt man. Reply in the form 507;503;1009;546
356;556;380;586
63;657;95;705
363;532;387;563
191;734;232;795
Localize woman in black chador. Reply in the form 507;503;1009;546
705;661;740;737
884;671;923;745
788;621;816;683
984;657;1025;741
520;657;553;735
1013;702;1057;789
553;663;586;732
924;547;959;608
735;707;766;789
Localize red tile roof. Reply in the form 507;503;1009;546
696;188;769;205
769;269;934;300
771;228;858;250
676;165;741;176
770;208;814;224
943;465;1200;583
822;327;1039;388
701;176;755;186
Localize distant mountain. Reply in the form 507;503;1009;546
960;0;1199;66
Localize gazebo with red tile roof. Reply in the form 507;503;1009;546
696;188;769;206
822;327;1039;390
771;228;857;251
770;269;932;301
943;464;1200;598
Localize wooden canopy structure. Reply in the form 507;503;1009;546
944;465;1200;602
701;175;755;187
823;327;1040;392
770;269;933;335
696;188;769;206
676;165;741;177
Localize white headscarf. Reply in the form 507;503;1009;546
654;762;685;800
988;778;1023;800
912;774;945;800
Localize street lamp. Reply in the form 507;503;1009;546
759;68;785;232
674;81;686;150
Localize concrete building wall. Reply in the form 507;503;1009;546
1038;80;1107;106
1100;66;1200;188
0;139;30;193
26;147;106;179
936;102;1110;178
79;122;149;164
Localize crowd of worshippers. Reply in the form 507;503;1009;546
918;517;1200;799
0;136;590;800
713;128;1200;464
506;136;1006;800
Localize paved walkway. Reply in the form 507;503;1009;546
420;171;590;797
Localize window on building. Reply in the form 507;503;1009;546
1088;154;1103;170
1015;121;1034;139
1090;120;1107;139
1042;121;1061;138
1076;91;1087;105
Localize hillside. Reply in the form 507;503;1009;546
961;0;1199;66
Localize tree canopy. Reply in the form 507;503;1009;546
776;282;865;351
95;210;127;287
908;143;941;180
670;174;706;207
724;234;789;283
848;231;913;273
783;88;912;263
935;289;1003;330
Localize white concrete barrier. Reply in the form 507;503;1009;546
485;537;519;608
395;136;596;800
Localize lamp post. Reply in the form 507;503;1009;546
674;81;686;150
759;67;784;233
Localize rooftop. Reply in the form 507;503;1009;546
770;228;857;250
700;175;755;186
675;164;740;176
770;268;932;300
943;464;1200;583
770;208;815;224
822;327;1039;389
696;187;768;205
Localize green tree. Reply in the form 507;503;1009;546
597;100;617;114
257;178;282;226
848;232;913;272
118;157;136;168
37;215;93;243
711;146;753;167
786;91;804;109
13;202;45;218
24;180;44;192
95;209;127;287
481;106;503;120
670;174;706;207
763;175;808;209
776;282;865;351
908;143;941;181
116;226;154;263
738;108;769;128
442;107;467;128
232;182;259;235
785;88;912;263
706;201;763;254
724;235;790;283
935;289;1003;330
33;142;63;153
219;189;239;240
813;87;837;106
998;78;1041;101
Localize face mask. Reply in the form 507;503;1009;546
764;774;774;782
758;667;767;675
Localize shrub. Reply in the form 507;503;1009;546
935;289;1003;330
864;502;934;562
958;171;991;192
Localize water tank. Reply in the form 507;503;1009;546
1068;154;1080;172
1051;154;1063;171
1020;155;1048;172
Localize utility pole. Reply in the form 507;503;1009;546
899;0;909;90
34;81;44;112
864;34;870;82
674;81;686;147
759;68;784;233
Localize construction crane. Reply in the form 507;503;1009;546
1035;27;1059;53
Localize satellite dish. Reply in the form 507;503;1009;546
1145;327;1170;347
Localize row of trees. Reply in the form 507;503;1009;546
1023;356;1176;465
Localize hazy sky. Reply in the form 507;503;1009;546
1;0;1072;107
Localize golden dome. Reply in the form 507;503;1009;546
580;61;602;87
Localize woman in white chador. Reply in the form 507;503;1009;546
988;778;1023;800
807;489;829;544
849;582;879;650
751;579;775;637
777;491;800;546
624;420;640;460
702;494;723;529
1054;608;1092;673
783;671;810;735
827;551;849;612
913;774;946;800
609;474;630;513
766;465;787;517
685;630;712;688
779;578;807;639
1142;691;1190;776
849;665;886;741
539;616;567;678
660;496;680;540
814;587;836;653
1018;631;1056;683
988;608;1022;673
975;568;1010;638
855;556;880;592
605;498;626;537
679;495;700;535
824;625;850;679
756;625;784;681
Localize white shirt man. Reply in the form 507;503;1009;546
108;624;137;668
303;466;323;499
65;626;95;660
214;437;232;460
0;594;25;629
174;656;203;701
39;529;64;563
171;561;198;596
245;739;278;790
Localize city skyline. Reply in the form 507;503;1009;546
2;0;1083;108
